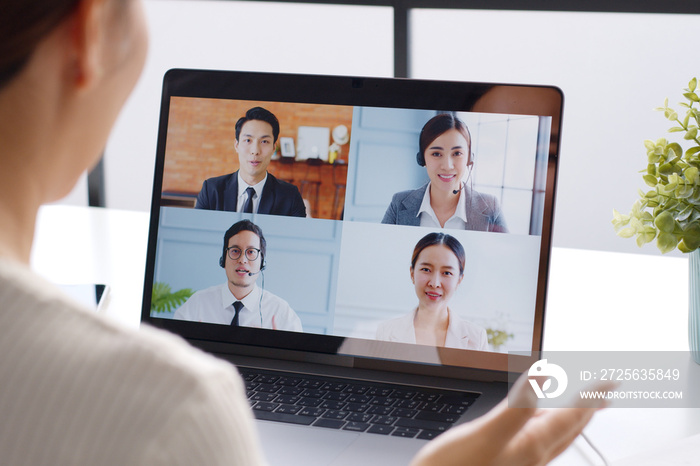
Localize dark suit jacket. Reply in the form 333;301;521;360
381;182;508;232
195;171;306;217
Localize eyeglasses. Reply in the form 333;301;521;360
225;246;261;261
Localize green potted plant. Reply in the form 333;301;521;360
612;77;700;363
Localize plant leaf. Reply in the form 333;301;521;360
636;226;656;246
642;174;657;187
667;142;683;158
654;211;676;233
617;227;636;238
681;223;700;251
657;232;678;253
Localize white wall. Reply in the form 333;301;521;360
411;9;699;255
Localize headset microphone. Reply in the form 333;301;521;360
453;161;474;194
247;270;261;276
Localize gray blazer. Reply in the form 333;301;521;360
381;183;508;232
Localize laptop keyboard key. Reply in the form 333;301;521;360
346;394;372;404
256;383;280;393
371;415;398;426
417;430;442;440
314;418;346;429
257;375;280;384
343;422;370;432
279;386;304;396
319;400;346;410
323;391;350;401
391;427;419;438
443;404;469;415
254;409;315;426
395;418;451;432
321;382;347;392
276;376;302;386
367;387;393;397
299;407;325;417
347;413;373;423
297;398;323;407
392;408;418;418
298;379;324;389
414;411;458;423
252;402;279;412
322;410;349;420
367;406;393;416
345;385;370;395
275;404;303;415
367;424;395;435
274;395;301;405
345;403;370;413
414;393;441;402
251;393;278;402
301;389;326;398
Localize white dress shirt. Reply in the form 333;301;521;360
417;182;469;229
375;308;489;351
236;172;267;213
174;283;302;331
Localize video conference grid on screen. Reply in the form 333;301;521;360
151;97;552;357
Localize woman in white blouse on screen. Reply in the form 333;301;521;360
376;232;488;351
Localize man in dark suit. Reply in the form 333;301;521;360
195;107;306;217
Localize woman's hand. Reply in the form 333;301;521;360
411;374;615;466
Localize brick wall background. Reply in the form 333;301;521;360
162;97;353;219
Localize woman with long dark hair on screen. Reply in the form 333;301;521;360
376;232;488;350
382;113;508;232
0;1;608;463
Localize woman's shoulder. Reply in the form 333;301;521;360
389;183;430;207
0;258;237;384
0;260;264;465
468;188;502;211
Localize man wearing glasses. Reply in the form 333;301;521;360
174;220;302;331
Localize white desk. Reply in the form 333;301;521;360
31;205;700;465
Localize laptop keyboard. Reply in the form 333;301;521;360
238;366;480;440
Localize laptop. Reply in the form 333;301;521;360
141;69;562;465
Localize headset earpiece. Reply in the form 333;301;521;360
416;151;425;167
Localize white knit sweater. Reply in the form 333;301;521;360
0;258;266;465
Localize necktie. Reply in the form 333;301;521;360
243;187;255;213
231;301;244;326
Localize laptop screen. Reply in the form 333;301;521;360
142;70;561;379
